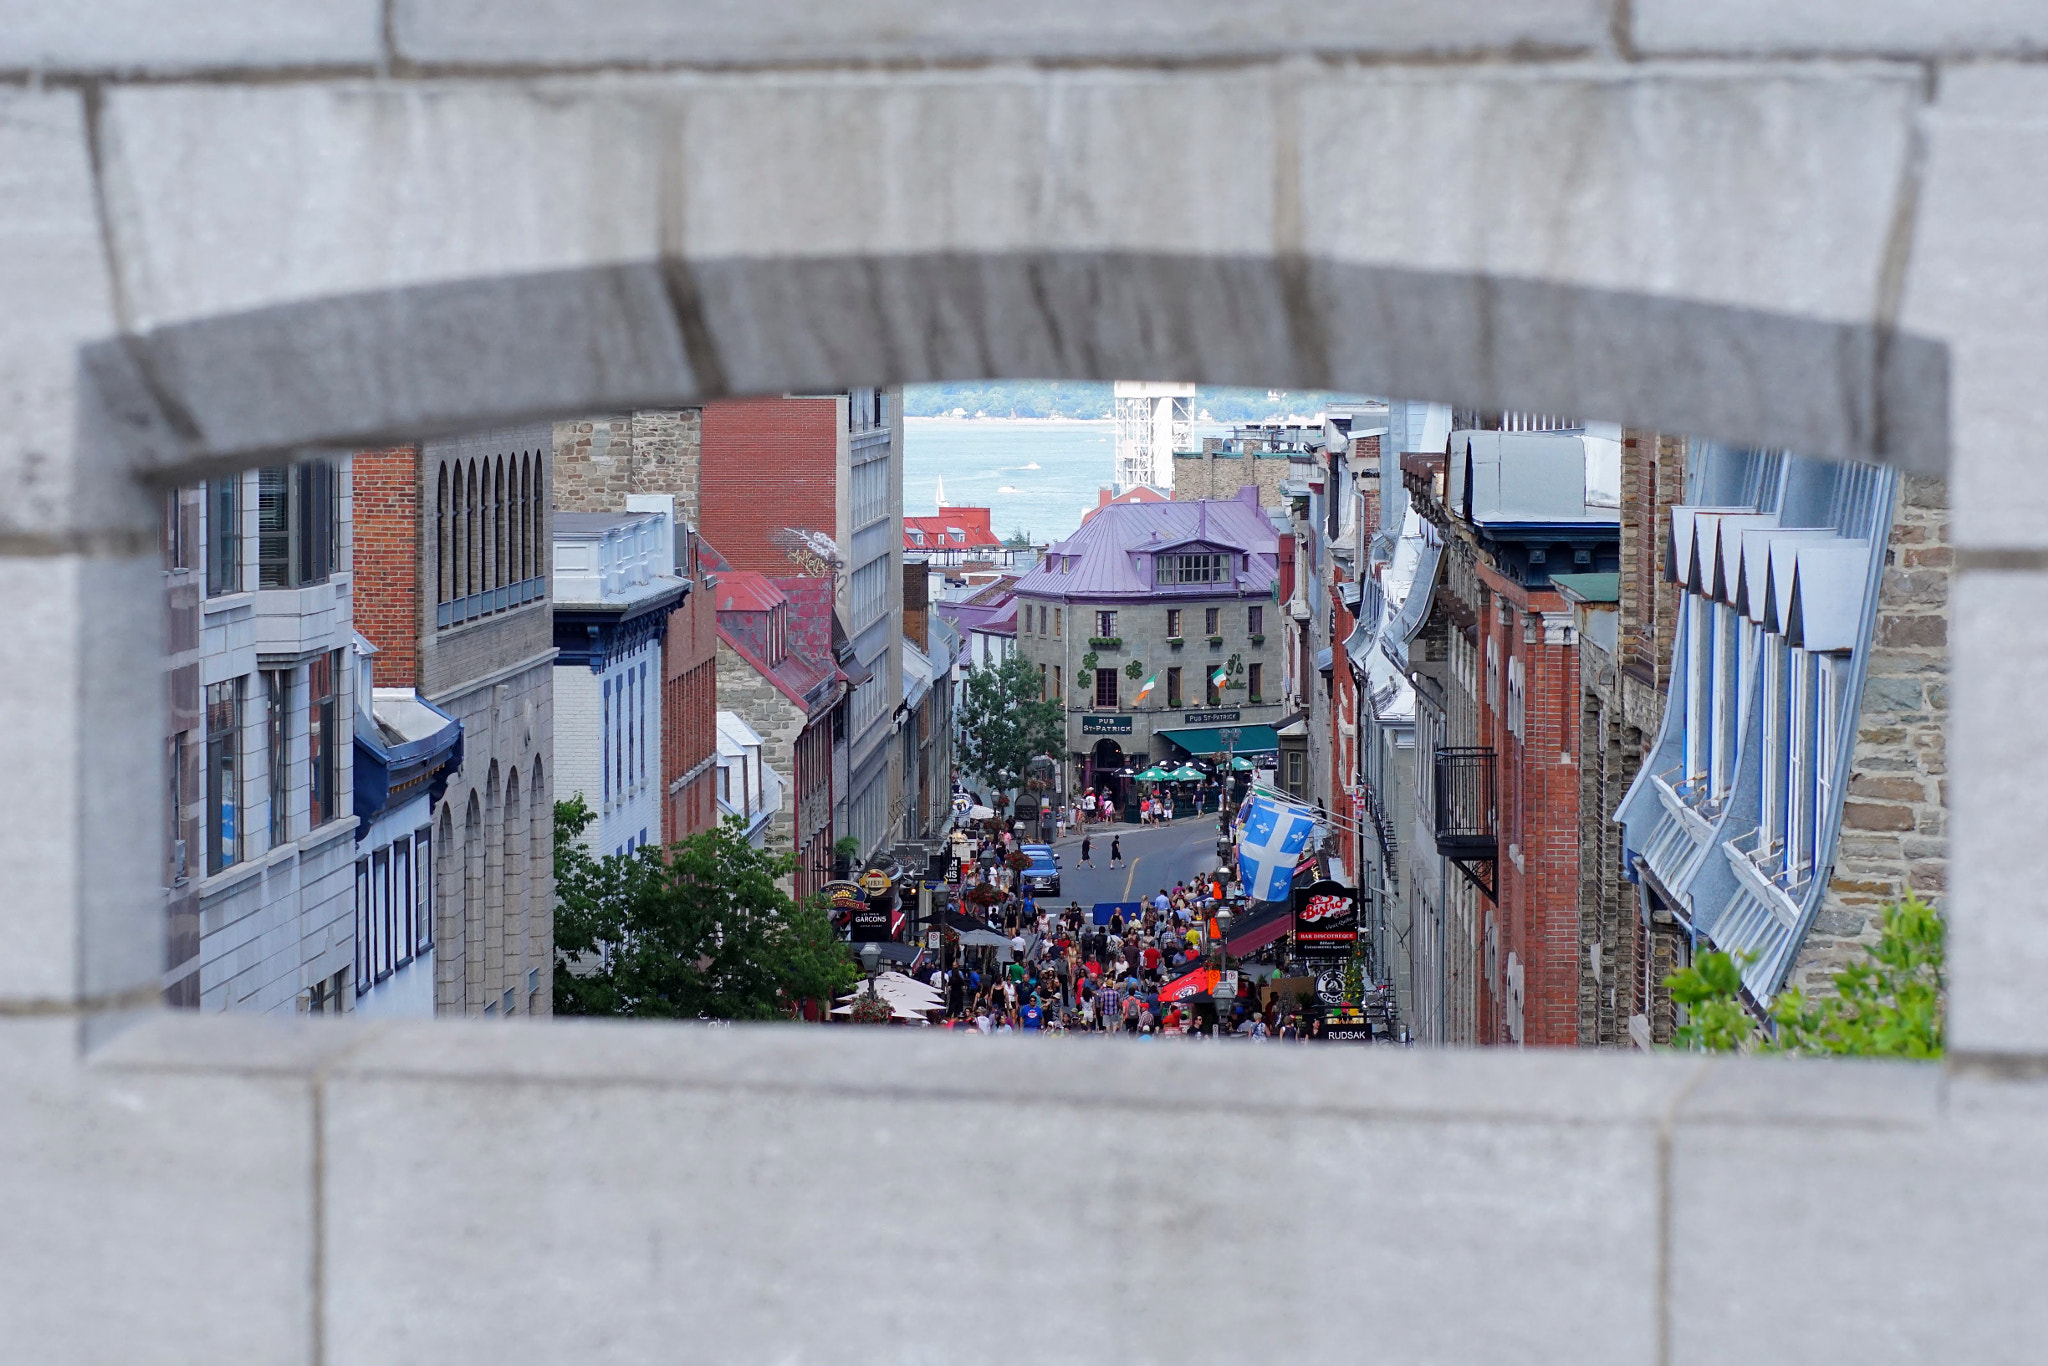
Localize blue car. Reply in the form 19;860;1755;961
1020;844;1061;896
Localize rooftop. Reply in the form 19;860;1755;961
1016;488;1278;600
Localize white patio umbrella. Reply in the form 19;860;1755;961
966;805;997;820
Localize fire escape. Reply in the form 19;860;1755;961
1433;746;1498;900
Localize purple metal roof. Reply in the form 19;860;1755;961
1017;490;1278;600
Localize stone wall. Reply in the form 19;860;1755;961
1170;449;1294;508
713;644;805;863
1792;473;1952;993
551;411;704;523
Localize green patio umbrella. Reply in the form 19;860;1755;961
1135;765;1172;782
1171;765;1206;781
1229;755;1256;771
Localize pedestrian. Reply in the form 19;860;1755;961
1080;832;1094;867
1021;997;1043;1032
1110;834;1123;869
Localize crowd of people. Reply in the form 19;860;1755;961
909;884;1319;1040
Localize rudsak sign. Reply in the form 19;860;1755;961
1082;714;1133;734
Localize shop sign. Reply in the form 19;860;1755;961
860;869;892;895
1182;709;1240;724
1324;1019;1376;1043
849;905;894;942
1294;879;1358;960
1081;714;1133;734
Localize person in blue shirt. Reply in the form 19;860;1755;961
1020;997;1043;1032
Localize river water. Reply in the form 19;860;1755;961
902;417;1235;544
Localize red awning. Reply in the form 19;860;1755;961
1226;901;1295;957
1160;967;1217;1002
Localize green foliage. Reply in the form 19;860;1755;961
833;835;860;859
1664;895;1946;1057
957;651;1065;795
1003;529;1034;549
552;797;859;1020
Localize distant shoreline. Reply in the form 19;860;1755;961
906;415;1111;425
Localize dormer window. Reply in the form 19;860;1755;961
1156;552;1228;585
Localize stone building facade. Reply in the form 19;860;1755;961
162;459;360;1013
1792;472;1951;991
353;429;555;1018
1011;490;1285;797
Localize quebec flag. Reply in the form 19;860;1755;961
1235;791;1319;902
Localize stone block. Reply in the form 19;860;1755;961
95;81;666;332
326;1021;1677;1364
1901;67;2048;547
1635;0;2048;56
1299;66;1935;468
0;89;125;539
1671;1062;2048;1366
0;0;379;71
0;1018;315;1364
0;554;164;1007
1949;570;2048;1053
392;0;1611;66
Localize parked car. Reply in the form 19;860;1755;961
1020;844;1061;896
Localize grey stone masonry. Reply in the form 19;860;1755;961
1015;589;1285;770
1792;473;1952;994
551;411;703;528
713;644;803;864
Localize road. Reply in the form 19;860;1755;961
1036;816;1226;912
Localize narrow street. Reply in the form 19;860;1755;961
1045;816;1224;911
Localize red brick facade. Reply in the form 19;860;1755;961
351;444;422;687
698;396;840;575
662;529;720;842
1475;564;1584;1047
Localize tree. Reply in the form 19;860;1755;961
957;651;1065;796
1665;894;1945;1057
552;797;860;1020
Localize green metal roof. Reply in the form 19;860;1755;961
1549;572;1620;604
1156;724;1280;756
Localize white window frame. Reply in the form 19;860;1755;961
1758;634;1786;864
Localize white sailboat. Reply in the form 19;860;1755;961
934;474;948;509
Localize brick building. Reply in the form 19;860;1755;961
552;390;904;863
1403;423;1621;1045
351;429;555;1018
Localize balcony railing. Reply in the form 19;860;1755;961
1433;746;1497;858
437;575;546;628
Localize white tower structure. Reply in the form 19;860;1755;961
1112;381;1196;493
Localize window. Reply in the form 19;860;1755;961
1053;665;1061;701
1710;603;1737;799
393;838;414;969
1156;552;1228;585
413;825;433;955
626;668;636;794
851;455;888;528
1205;607;1220;635
1249;662;1264;703
1095;611;1116;637
206;476;241;597
1094;668;1119;710
1248;605;1264;635
354;858;371;991
1285;750;1306;798
1054;609;1061;637
1206;669;1223;707
167;732;188;882
602;677;613;804
163;489;189;570
1166;667;1183;709
1683;595;1709;788
638;661;650;787
1759;634;1786;860
1166;608;1182;638
307;651;339;828
372;847;393;982
265;669;290;848
256;460;338;589
852;558;890;632
1787;648;1813;878
1038;663;1047;699
205;677;243;875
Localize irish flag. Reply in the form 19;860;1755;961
1132;674;1157;703
1211;664;1230;687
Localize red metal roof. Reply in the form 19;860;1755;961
905;507;1002;550
716;570;787;613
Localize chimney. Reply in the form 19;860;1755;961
902;559;929;651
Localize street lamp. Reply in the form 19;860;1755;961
859;941;881;996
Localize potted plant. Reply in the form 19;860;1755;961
1207;634;1225;646
1167;637;1184;649
832;835;860;881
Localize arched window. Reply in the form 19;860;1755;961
491;455;506;593
450;460;467;601
530;453;545;584
517;453;532;582
465;459;479;601
435;463;449;603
